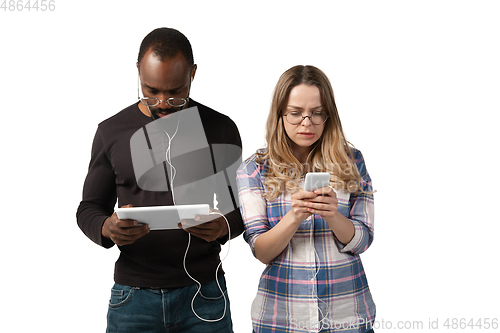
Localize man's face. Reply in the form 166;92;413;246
137;49;196;118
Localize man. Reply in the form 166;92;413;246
77;27;243;332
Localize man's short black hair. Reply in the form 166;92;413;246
138;27;194;66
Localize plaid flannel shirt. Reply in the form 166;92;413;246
237;149;376;333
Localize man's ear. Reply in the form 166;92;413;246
191;64;197;81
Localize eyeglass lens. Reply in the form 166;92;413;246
140;97;186;107
286;112;328;125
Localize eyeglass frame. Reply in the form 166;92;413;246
139;96;189;108
137;75;191;108
282;111;329;125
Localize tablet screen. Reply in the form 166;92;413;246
115;204;210;230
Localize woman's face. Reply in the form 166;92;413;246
282;84;325;160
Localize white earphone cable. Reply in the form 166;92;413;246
183;212;231;322
147;105;230;322
309;214;330;329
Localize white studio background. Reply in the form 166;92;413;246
1;1;499;332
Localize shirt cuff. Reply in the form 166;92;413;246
339;219;364;253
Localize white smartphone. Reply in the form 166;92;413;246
303;172;331;191
116;204;210;230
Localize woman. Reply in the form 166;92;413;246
237;65;375;333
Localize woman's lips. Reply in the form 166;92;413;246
298;132;314;138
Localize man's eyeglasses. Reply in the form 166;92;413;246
139;97;188;108
137;76;189;108
283;111;329;125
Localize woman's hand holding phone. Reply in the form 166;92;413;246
304;186;338;219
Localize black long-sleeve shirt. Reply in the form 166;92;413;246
76;100;244;288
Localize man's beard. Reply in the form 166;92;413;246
150;106;184;119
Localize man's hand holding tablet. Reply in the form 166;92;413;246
102;204;150;246
110;204;227;244
179;207;229;243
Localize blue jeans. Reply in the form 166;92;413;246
106;276;232;333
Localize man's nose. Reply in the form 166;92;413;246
158;98;173;109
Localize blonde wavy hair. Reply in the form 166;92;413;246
256;65;364;200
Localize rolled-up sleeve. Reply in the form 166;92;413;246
236;158;270;257
339;149;375;255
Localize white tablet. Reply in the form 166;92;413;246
115;204;210;230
